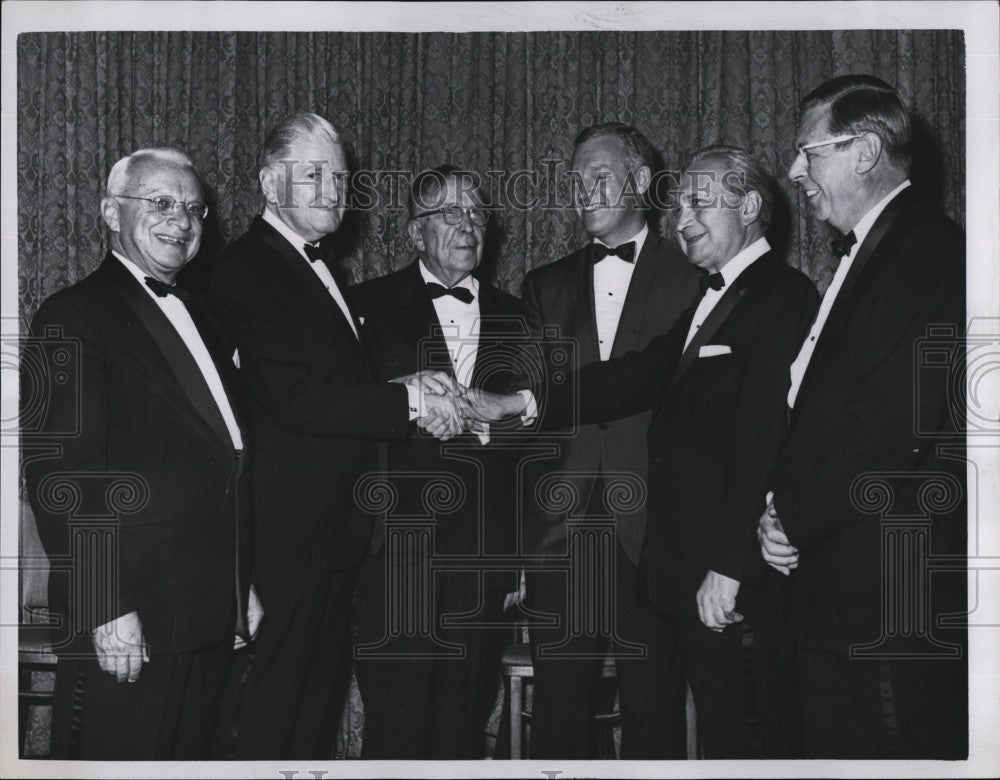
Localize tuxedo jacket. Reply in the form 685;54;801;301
23;255;251;656
541;253;818;617
521;232;702;564
208;217;410;575
768;189;967;654
350;261;530;558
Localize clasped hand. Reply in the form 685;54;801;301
390;372;526;440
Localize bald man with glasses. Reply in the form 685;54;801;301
350;165;530;758
24;147;259;758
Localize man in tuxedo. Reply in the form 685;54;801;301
758;75;967;758
466;145;818;757
23;148;260;758
350;165;530;758
518;123;701;758
207;114;461;758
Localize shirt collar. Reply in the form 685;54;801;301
849;179;911;248
592;223;649;261
112;250;168;298
418;260;479;297
262;207;318;261
717;235;770;287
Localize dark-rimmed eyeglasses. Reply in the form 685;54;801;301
414;206;489;227
114;195;209;221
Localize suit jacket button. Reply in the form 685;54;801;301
598;422;608;431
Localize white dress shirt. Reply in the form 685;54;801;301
593;224;648;360
684;236;770;350
113;252;243;449
262;208;358;339
787;180;911;408
419;262;490;444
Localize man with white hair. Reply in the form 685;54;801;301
209;113;460;758
24;147;258;758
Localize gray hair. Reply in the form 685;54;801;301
682;144;774;231
105;147;199;196
259;112;341;170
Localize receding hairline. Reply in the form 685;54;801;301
259;113;344;171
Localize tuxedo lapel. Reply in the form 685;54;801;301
611;234;661;357
817;189;908;349
401;262;454;376
185;297;249;436
470;282;523;389
668;254;772;389
101;257;236;458
797;190;910;404
574;248;601;367
252;217;362;346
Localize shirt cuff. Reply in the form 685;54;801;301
405;383;422;421
518;389;538;425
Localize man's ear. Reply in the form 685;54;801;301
854;132;883;175
259;166;279;207
741;190;763;226
406;219;426;252
100;197;121;233
634;165;652;197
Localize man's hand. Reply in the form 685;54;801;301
417;388;464;441
758;501;799;574
234;584;264;650
92;611;149;683
696;570;743;632
391;369;458;397
458;388;526;424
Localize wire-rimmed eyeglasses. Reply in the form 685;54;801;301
113;195;209;221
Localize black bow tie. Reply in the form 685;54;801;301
592;241;637;263
830;230;857;259
145;276;190;301
699;272;725;296
303;243;324;263
426;282;474;304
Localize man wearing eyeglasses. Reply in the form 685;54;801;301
349;165;530;758
23;148;257;758
758;74;966;758
518;123;702;758
207;115;461;759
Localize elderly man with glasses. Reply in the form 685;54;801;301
349;165;531;758
23;147;260;758
758;74;967;758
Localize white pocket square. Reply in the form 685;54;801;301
232;348;241;369
358;316;366;326
699;344;732;358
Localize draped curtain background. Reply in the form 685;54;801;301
14;29;967;757
18;30;965;327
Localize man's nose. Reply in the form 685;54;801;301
168;204;193;229
675;204;695;230
326;172;345;204
788;152;807;182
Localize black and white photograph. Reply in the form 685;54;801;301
2;2;998;778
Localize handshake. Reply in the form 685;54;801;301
389;370;530;441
